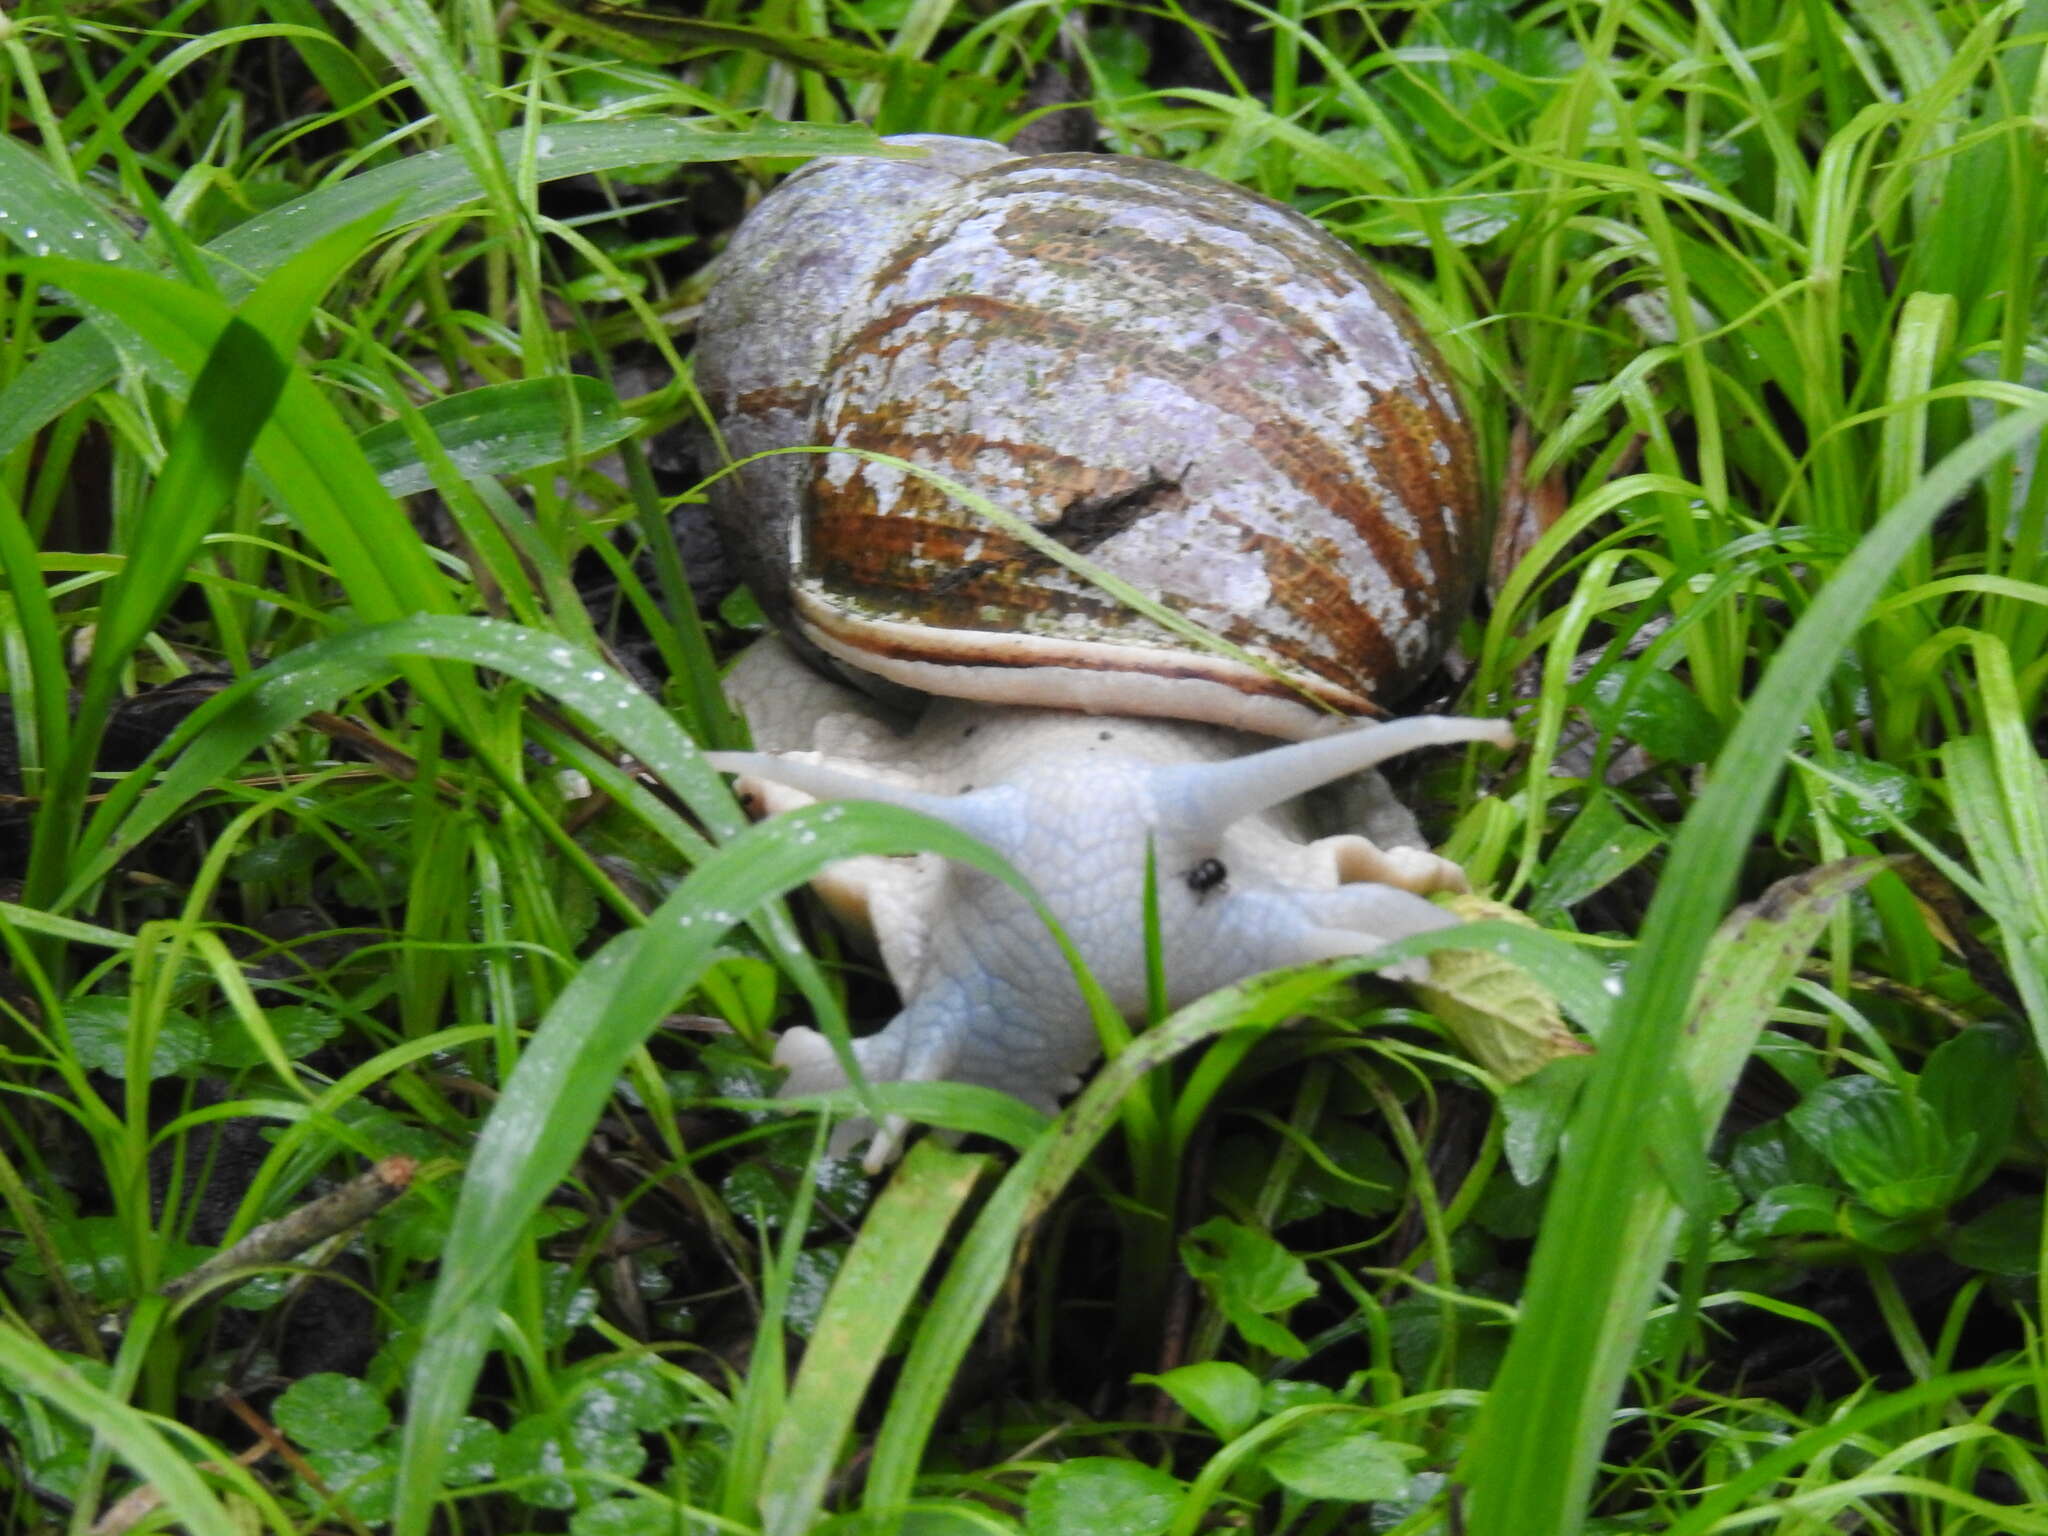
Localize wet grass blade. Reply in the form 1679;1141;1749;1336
19;309;285;913
357;376;635;494
1944;636;2048;1049
759;1142;988;1535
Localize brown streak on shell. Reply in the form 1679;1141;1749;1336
700;140;1483;730
1217;515;1402;702
814;291;1451;676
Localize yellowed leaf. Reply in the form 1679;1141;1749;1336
1411;896;1592;1082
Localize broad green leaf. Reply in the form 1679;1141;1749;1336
1499;1058;1594;1186
1023;1458;1181;1536
1812;757;1925;838
1839;1202;1926;1253
1582;666;1723;765
62;997;208;1081
1733;1184;1841;1244
441;1417;501;1486
1180;1218;1316;1360
301;1444;399;1524
1291;1121;1405;1218
1728;1121;1836;1200
499;1412;646;1509
1262;1414;1419;1502
1528;794;1663;921
1945;1198;2043;1276
204;1005;343;1070
273;1374;392;1453
1132;1362;1262;1442
567;1356;693;1435
1787;1076;1972;1219
1918;1024;2021;1197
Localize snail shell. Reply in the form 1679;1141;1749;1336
697;137;1481;740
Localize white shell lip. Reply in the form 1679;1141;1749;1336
793;586;1371;741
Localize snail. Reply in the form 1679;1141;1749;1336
693;137;1511;1167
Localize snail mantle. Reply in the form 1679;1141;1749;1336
695;136;1511;1168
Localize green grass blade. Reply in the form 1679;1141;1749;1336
30;258;456;627
518;0;1003;105
0;482;70;807
759;1142;987;1536
21;310;285;913
332;0;510;212
1943;639;2048;1047
19;207;385;914
0;130;149;269
358;376;635;494
1459;401;2048;1536
1662;1363;2036;1536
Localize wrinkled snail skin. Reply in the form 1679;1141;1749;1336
695;139;1507;1169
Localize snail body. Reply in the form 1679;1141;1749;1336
697;138;1506;1165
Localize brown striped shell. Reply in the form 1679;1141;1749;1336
697;136;1480;740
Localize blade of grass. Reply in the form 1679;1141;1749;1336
19;207;389;919
0;481;70;813
759;1142;987;1535
1663;1364;2035;1536
1944;637;2048;1049
23;259;466;701
357;376;635;494
17;306;285;913
517;0;1003;106
1458;401;2048;1536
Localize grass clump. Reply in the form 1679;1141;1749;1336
0;1;2044;1533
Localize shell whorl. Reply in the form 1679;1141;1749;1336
700;140;1481;739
